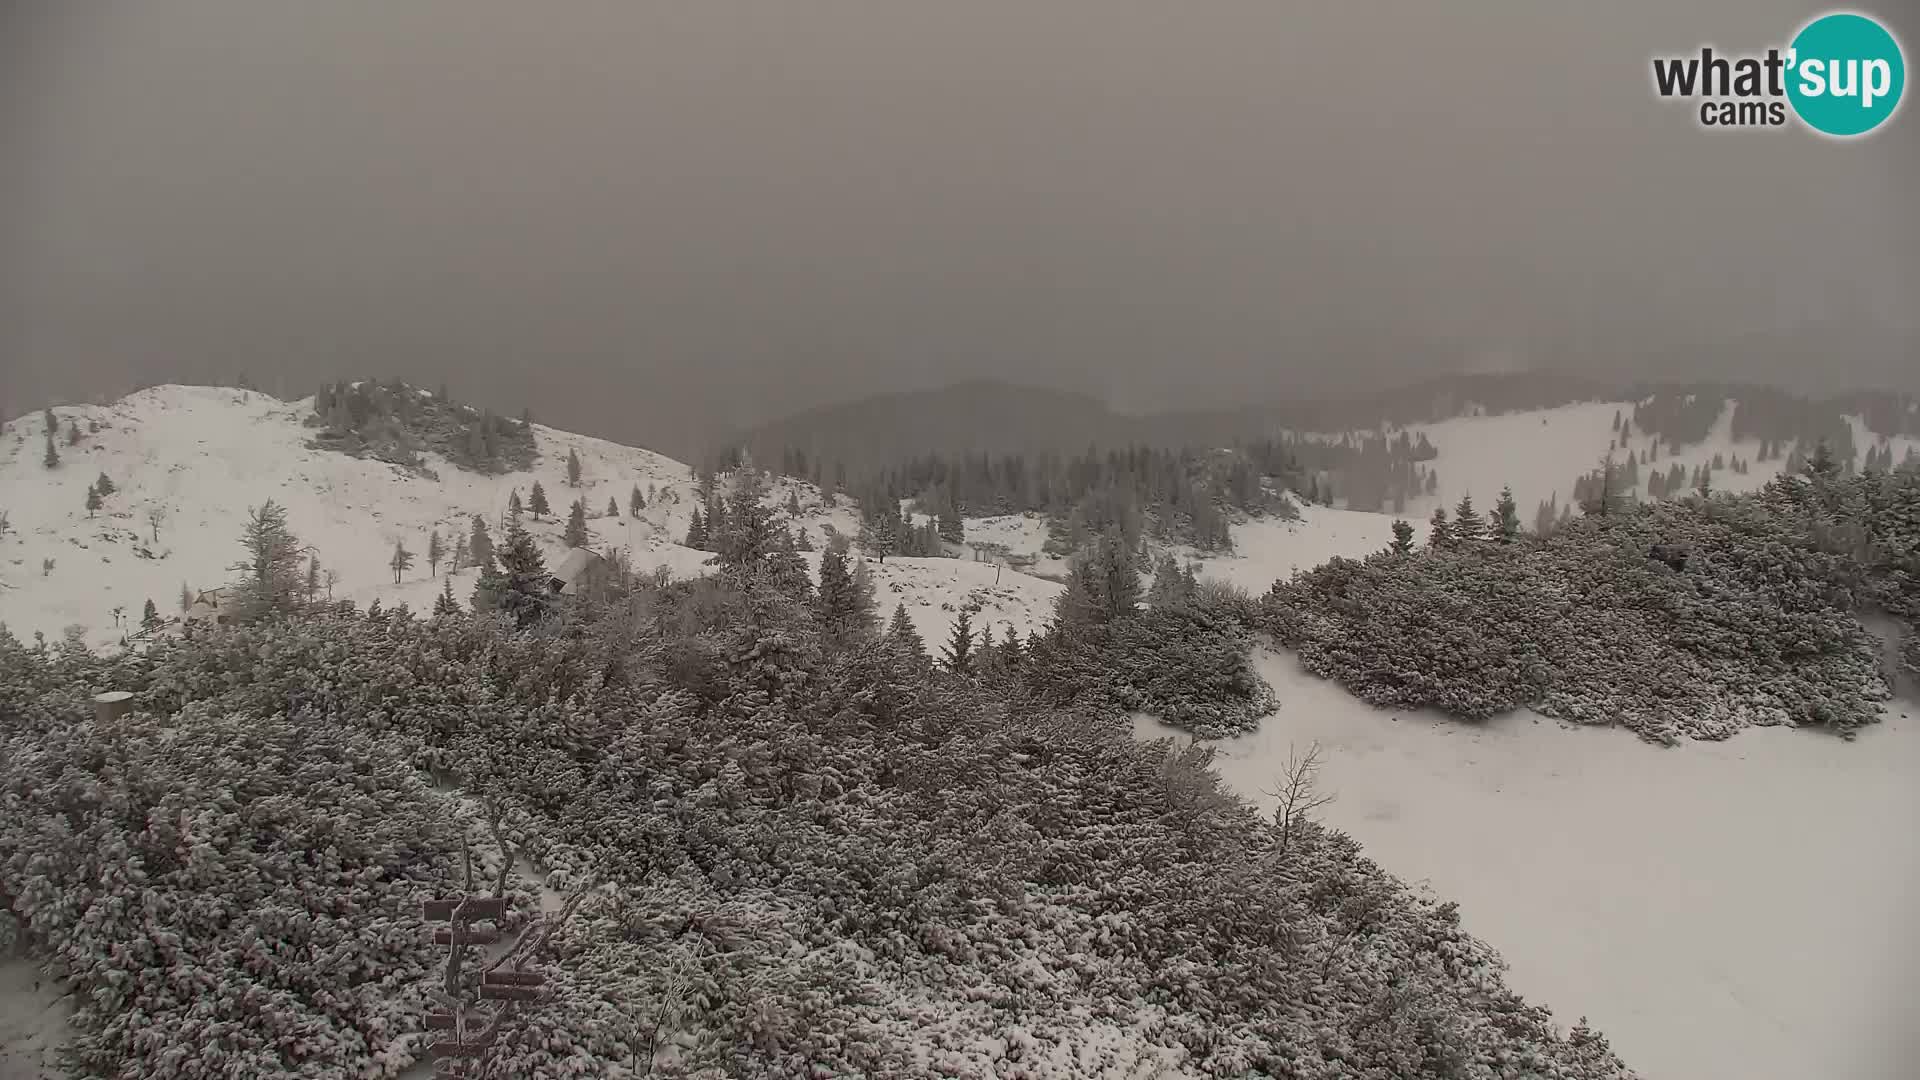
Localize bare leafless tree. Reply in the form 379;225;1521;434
483;800;516;899
1263;742;1334;866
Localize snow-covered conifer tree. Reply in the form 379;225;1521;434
433;576;461;617
815;548;856;642
1148;552;1192;606
229;499;306;619
1491;485;1520;542
717;469;776;570
473;522;549;628
470;515;496;570
941;607;974;674
887;602;927;662
565;499;590;547
1452;494;1484;541
1389;519;1415;555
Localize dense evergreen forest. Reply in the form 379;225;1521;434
308;379;539;475
759;430;1434;558
1244;431;1440;514
1628;383;1920;452
748;443;1302;556
734;374;1920;544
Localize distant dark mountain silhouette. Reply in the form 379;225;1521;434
724;379;1138;472
722;372;1617;472
724;369;1920;477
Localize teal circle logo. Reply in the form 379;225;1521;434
1786;12;1905;136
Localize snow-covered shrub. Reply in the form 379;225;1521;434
1;581;1639;1078
1018;581;1274;738
307;379;538;476
0;633;466;1077
1265;470;1920;742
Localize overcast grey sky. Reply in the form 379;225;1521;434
2;2;1914;454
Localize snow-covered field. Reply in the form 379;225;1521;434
1178;502;1396;590
0;387;1060;652
958;513;1052;555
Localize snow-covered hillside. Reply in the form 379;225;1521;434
0;387;1059;651
8;383;1911;1080
1359;399;1801;520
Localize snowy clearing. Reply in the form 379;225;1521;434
0;958;68;1080
1178;502;1396;591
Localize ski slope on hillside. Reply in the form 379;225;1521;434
0;387;1060;651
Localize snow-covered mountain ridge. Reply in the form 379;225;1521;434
0;386;1062;651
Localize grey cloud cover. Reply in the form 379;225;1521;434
2;2;1914;456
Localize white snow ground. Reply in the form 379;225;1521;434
1176;501;1397;591
0;958;67;1080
